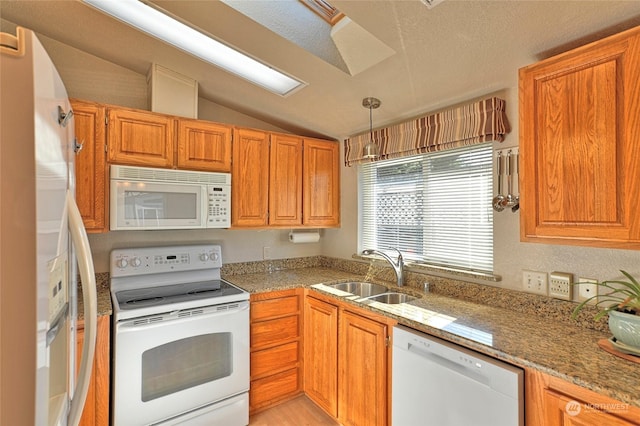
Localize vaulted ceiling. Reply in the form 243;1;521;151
2;0;640;140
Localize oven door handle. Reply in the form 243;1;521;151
118;301;249;330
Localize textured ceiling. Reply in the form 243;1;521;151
2;0;640;140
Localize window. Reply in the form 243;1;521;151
359;143;493;273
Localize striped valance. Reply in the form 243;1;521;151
344;97;510;166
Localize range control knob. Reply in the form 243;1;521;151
116;258;128;268
130;257;141;267
199;253;209;262
210;252;219;261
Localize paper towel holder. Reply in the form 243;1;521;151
288;229;320;243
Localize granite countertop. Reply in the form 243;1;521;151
223;267;640;409
78;272;112;320
81;265;640;408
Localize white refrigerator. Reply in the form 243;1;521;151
0;27;98;425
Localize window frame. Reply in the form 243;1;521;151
358;143;495;275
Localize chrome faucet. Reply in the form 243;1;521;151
361;248;404;287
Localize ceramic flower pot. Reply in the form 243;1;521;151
608;309;640;348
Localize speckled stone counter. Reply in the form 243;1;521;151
80;261;640;408
78;272;112;320
222;267;640;409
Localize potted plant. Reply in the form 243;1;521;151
572;270;640;350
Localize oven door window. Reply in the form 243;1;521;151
141;333;232;402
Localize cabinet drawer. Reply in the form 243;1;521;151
250;368;300;410
251;295;299;321
251;342;299;379
251;315;299;349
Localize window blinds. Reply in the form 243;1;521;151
359;143;493;273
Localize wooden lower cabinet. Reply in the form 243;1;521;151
249;289;303;413
304;292;394;426
76;315;110;426
526;369;640;426
338;311;389;426
304;295;339;417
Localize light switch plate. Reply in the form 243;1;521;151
522;270;547;295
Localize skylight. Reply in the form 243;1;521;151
299;0;345;25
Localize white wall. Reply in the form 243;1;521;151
30;28;640;288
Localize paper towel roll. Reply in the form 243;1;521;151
289;231;320;243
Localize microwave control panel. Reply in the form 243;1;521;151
207;185;230;228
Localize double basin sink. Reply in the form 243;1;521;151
327;281;417;305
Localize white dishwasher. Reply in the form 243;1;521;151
392;326;524;426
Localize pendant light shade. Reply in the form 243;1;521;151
362;97;381;159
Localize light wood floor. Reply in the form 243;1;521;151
249;395;339;426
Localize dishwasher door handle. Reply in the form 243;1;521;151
407;343;491;388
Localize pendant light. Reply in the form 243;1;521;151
362;97;381;159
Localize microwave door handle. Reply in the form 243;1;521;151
203;186;210;227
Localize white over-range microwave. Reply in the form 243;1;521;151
110;165;231;230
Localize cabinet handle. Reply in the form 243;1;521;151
58;105;73;127
74;138;84;154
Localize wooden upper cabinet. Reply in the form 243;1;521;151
232;128;270;227
519;26;640;249
177;119;232;172
107;107;175;168
269;133;303;226
303;138;340;227
71;99;108;233
231;129;341;229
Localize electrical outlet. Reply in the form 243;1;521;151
549;271;573;300
522;270;548;295
578;277;598;304
263;246;272;260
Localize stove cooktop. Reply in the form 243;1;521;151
115;280;245;311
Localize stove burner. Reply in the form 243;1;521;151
115;279;246;312
126;296;165;305
187;288;221;295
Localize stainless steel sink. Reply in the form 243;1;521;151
327;282;388;297
364;292;417;304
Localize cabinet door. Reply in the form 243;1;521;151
303;139;340;227
231;128;269;227
519;27;640;248
71;100;107;232
304;296;338;417
269;133;303;226
76;316;110;426
544;389;635;426
338;310;388;426
107;107;175;168
177;119;232;172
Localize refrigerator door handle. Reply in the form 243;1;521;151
66;190;97;426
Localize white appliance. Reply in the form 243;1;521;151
110;244;250;426
110;165;231;230
0;27;97;426
393;325;524;426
